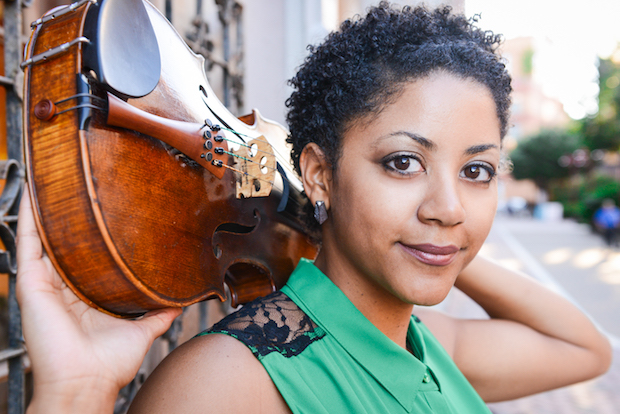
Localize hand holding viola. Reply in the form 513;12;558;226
16;186;182;414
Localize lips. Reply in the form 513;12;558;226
399;243;460;266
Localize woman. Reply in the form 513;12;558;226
17;3;611;413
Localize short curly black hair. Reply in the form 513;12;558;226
285;2;512;234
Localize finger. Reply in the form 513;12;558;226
16;184;67;307
16;184;44;264
135;307;183;343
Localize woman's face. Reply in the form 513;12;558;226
320;71;501;306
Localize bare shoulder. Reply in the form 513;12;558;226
128;333;291;414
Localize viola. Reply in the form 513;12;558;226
22;0;318;317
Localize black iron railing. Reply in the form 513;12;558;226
3;0;27;412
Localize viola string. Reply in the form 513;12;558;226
220;150;278;180
55;103;104;116
218;138;276;163
56;93;106;106
196;99;300;182
218;129;304;209
50;93;107;116
214;127;305;210
213;129;291;178
218;161;304;211
218;162;275;186
217;134;275;159
219;134;294;176
217;163;304;212
219;148;280;176
221;149;257;165
197;89;298;190
216;126;299;178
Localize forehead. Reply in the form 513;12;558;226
344;72;502;151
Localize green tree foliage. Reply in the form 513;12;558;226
510;129;583;192
553;174;620;223
521;47;534;76
579;54;620;151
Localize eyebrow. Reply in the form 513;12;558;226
375;131;498;154
465;144;499;155
379;131;436;150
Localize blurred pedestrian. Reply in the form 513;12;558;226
593;199;620;247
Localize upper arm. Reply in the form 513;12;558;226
451;318;611;402
417;309;610;402
414;307;459;356
128;334;290;414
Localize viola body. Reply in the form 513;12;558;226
23;0;317;317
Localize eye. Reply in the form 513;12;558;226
460;163;496;183
383;153;424;175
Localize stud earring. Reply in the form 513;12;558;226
314;200;328;225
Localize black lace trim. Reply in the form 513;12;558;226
198;291;325;360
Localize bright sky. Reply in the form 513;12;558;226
465;0;620;119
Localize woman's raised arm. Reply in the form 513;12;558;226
420;255;612;402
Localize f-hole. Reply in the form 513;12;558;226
213;209;260;235
214;222;255;234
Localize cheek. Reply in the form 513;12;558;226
334;176;418;233
332;182;382;236
464;188;498;243
329;179;396;260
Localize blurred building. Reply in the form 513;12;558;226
501;37;571;148
497;36;572;206
242;0;465;127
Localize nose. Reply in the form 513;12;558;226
417;175;466;226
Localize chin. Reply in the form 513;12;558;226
404;281;455;307
412;295;449;307
419;300;447;308
396;291;450;308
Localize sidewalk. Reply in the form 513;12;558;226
436;214;620;414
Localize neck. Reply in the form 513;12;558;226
314;250;414;349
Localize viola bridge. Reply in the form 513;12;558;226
232;136;276;199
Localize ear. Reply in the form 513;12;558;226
299;143;332;209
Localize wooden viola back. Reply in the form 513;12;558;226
24;0;317;317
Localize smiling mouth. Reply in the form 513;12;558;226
399;243;460;266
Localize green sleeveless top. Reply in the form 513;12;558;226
200;259;491;414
